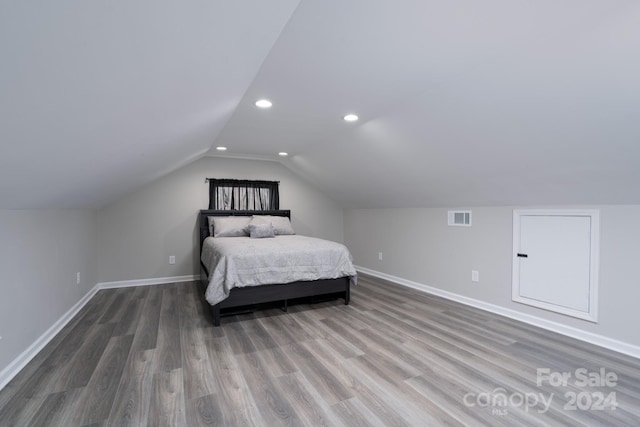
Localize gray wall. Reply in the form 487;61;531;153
344;205;640;347
97;156;345;283
0;209;98;372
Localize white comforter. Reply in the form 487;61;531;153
201;235;357;305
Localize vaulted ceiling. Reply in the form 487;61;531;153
2;0;640;209
0;0;299;208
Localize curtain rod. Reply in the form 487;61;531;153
204;178;280;183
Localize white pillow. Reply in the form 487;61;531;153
250;215;295;235
210;216;251;237
248;222;275;238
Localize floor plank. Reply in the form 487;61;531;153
148;369;186;427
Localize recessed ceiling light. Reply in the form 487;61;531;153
343;114;359;122
216;146;227;151
255;99;273;108
278;152;288;157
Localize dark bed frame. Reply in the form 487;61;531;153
199;209;350;326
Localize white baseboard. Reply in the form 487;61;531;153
0;274;198;391
356;266;640;360
0;284;100;390
97;274;199;289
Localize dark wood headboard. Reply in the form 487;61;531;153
199;209;291;248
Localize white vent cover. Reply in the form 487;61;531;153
448;210;472;226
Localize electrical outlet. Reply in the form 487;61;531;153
471;270;479;282
76;272;81;285
169;256;176;265
378;252;383;261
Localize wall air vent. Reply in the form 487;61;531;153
448;210;472;226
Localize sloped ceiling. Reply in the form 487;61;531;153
0;0;299;208
211;0;640;208
2;0;640;210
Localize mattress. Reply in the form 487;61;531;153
201;234;357;305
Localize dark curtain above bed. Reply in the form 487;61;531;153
208;179;279;210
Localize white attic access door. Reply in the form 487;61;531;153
512;210;600;322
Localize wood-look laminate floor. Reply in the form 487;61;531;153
1;275;639;426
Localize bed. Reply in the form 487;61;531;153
199;209;356;326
